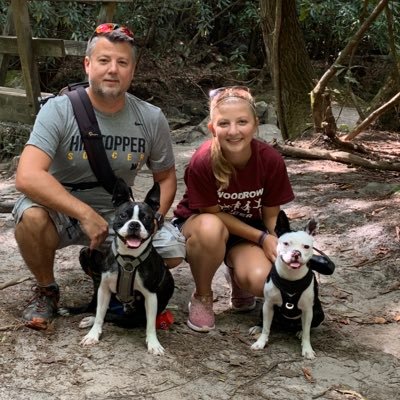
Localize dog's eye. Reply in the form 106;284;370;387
119;212;128;220
304;245;310;249
141;215;152;224
283;242;289;246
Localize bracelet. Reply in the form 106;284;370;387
258;231;268;246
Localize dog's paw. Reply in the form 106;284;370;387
302;345;316;359
251;339;267;350
146;335;165;355
79;316;95;329
80;334;100;346
250;334;268;350
147;341;165;356
248;325;261;336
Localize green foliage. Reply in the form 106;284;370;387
1;0;397;84
298;0;400;60
27;1;96;40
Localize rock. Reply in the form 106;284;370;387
257;124;282;143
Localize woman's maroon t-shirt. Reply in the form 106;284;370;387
174;139;294;221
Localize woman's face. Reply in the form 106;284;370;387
209;99;258;160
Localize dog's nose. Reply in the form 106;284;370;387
128;221;140;231
292;250;301;259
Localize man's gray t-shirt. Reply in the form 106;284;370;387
26;92;175;212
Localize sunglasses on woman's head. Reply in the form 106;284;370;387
209;86;251;99
92;23;134;39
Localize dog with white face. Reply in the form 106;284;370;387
250;219;323;359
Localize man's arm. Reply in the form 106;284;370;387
152;165;177;216
15;145;108;249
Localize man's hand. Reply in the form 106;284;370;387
80;210;109;250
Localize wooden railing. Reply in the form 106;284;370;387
0;0;130;124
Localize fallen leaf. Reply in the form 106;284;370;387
372;317;387;324
375;247;390;256
371;206;386;215
393;314;400;322
302;366;314;383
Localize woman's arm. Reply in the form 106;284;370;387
198;205;264;245
198;204;280;262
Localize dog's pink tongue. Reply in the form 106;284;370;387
290;262;301;269
126;237;142;248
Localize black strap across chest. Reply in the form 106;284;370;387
62;86;117;194
268;264;314;318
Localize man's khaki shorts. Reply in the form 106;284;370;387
13;196;186;259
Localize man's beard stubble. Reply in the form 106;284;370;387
89;79;125;100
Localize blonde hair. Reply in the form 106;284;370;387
209;87;257;190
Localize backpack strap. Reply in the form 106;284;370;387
65;86;117;195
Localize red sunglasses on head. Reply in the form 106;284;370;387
92;23;134;39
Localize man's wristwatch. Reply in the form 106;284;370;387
155;212;164;228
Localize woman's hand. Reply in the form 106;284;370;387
261;234;278;263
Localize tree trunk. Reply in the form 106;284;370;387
259;0;315;140
310;0;389;135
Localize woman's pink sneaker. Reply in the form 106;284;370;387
187;292;215;332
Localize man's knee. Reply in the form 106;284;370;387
164;257;184;269
15;207;58;244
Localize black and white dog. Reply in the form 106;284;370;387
79;180;174;355
250;218;324;359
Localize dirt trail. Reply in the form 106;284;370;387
0;135;399;400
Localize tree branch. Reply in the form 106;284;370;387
344;91;400;140
273;141;400;171
313;0;388;94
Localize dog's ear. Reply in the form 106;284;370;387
305;218;318;236
275;210;292;237
112;178;134;207
144;182;161;212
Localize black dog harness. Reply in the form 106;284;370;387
111;241;164;303
268;264;314;320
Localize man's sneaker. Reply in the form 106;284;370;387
22;283;60;330
224;265;256;312
187;292;215;332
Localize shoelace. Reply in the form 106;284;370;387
28;286;55;311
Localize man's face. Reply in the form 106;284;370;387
84;37;135;100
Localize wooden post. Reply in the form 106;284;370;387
11;0;41;119
97;2;117;24
0;6;15;85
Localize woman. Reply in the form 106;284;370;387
173;86;294;332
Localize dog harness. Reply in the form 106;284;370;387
112;240;154;303
268;264;314;319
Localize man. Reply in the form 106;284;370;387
13;23;185;330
